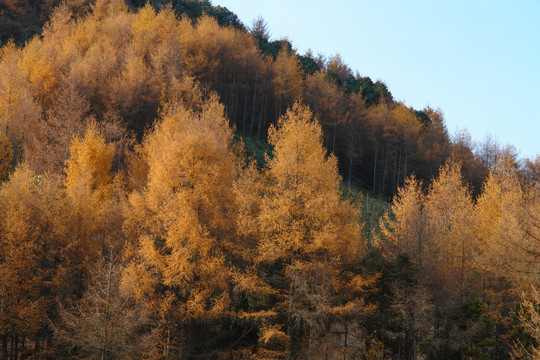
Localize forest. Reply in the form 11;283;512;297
0;0;538;359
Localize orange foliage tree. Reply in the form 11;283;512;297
250;103;374;358
122;90;242;358
0;165;46;359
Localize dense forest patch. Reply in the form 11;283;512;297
0;1;538;359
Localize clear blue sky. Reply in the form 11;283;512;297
214;0;540;159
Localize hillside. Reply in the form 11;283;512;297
0;1;538;359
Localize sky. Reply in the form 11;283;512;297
214;0;540;159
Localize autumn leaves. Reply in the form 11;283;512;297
381;158;540;286
0;78;369;357
0;0;538;358
113;82;370;356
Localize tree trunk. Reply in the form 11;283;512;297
373;143;378;195
348;147;353;190
34;333;40;360
380;142;390;197
347;121;354;190
249;70;259;137
242;59;249;132
396;145;402;191
231;75;238;125
12;336;17;360
258;84;268;140
1;336;7;360
332;119;337;154
256;83;266;139
403;144;409;184
278;93;282;120
286;319;297;360
343;318;349;360
460;236;465;305
393;146;398;196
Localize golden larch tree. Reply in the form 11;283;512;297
56;124;117;298
475;156;540;282
271;46;303;116
122;90;241;358
424;161;477;303
379;175;431;267
0;164;46;359
0;130;12;182
255;102;372;358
